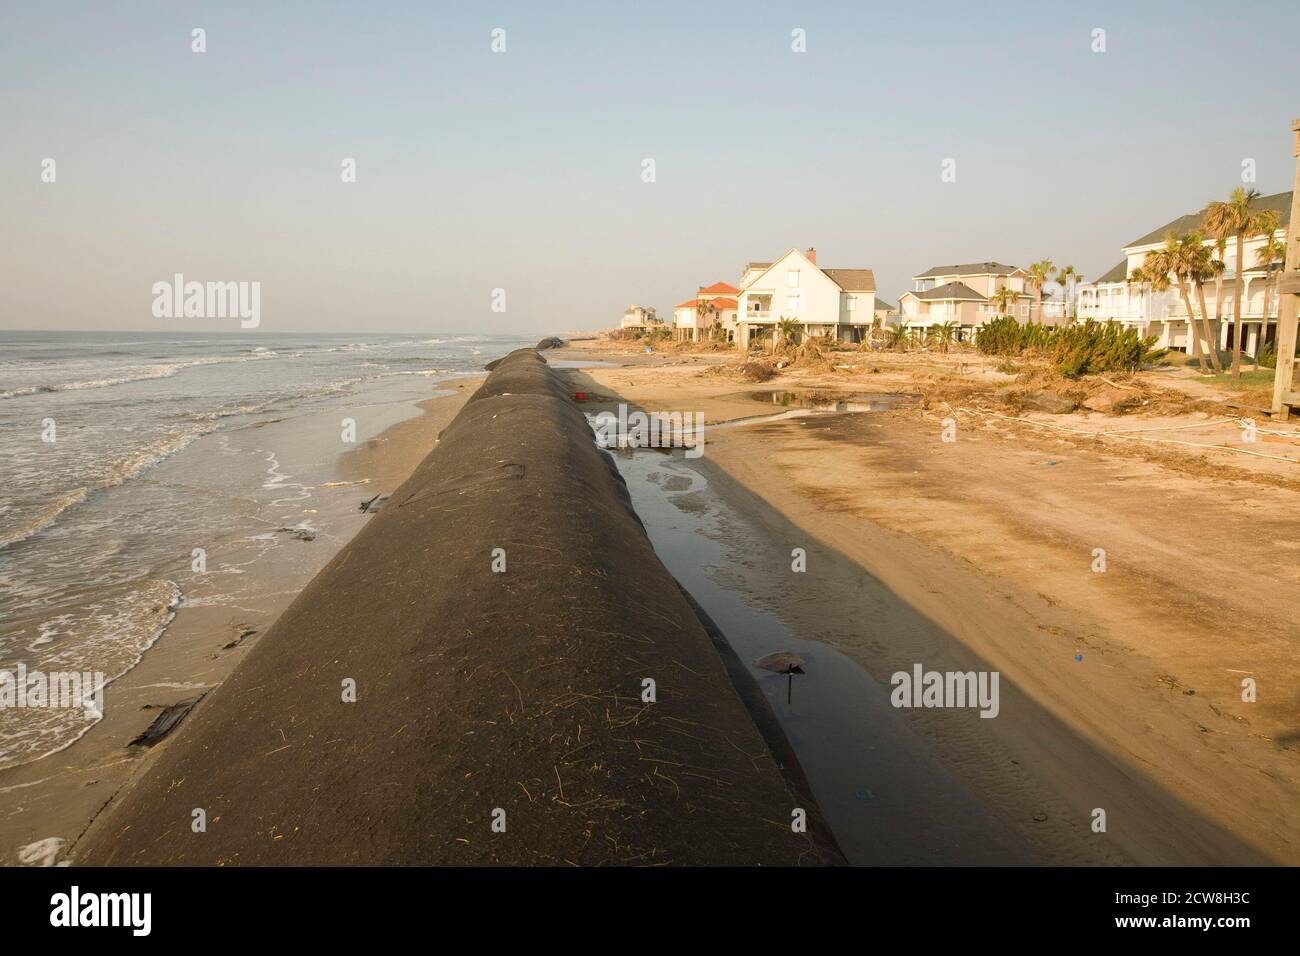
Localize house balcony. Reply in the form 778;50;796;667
743;311;773;323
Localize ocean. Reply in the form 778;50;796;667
0;330;531;769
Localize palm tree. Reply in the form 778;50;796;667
1204;187;1281;378
1028;259;1054;322
1126;265;1150;325
694;299;715;343
1257;233;1287;355
1144;235;1211;373
775;316;800;352
888;324;911;351
1185;234;1224;372
1212;237;1228;331
1054;264;1079;322
991;285;1021;318
933;320;958;354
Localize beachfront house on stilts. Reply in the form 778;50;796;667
733;247;877;350
1076;191;1292;358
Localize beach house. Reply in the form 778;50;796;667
673;281;740;342
1075;191;1291;358
620;304;664;334
897;263;1056;342
734;247;877;349
874;297;899;327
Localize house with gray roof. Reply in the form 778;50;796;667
897;262;1056;341
1076;190;1292;357
733;247;878;349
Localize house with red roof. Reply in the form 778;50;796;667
672;281;741;342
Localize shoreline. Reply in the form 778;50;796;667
0;375;483;864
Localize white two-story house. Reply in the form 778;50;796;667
1075;190;1291;357
734;247;877;349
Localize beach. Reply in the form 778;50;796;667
5;337;1298;865
0;381;481;862
556;338;1300;865
72;350;842;866
0;332;514;863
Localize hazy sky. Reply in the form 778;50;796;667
3;0;1298;334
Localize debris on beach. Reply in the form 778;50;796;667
130;695;207;748
359;493;389;514
756;650;806;704
756;651;806;674
1018;390;1077;414
223;624;258;649
17;837;67;867
277;526;317;541
535;336;566;350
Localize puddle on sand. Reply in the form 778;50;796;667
734;390;918;413
611;447;1036;866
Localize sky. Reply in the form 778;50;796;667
2;0;1298;335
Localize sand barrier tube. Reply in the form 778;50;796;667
78;349;843;865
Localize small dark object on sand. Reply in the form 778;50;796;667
223;626;258;650
359;493;389;514
131;695;205;747
756;651;806;704
535;336;566;350
756;651;805;674
278;526;317;541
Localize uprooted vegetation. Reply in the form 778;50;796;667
918;364;1218;417
976;317;1166;377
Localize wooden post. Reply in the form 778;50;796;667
1270;119;1300;419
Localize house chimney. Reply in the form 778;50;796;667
806;247;817;264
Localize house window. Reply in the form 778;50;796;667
846;295;857;312
786;292;802;310
788;270;800;288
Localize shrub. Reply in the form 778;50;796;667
977;317;1162;377
1259;342;1278;369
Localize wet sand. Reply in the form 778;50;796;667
610;443;1037;864
559;344;1300;865
0;378;481;864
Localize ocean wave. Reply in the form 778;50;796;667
0;352;283;400
0;580;183;772
0;488;89;550
0;426;210;551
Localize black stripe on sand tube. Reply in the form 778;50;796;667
75;348;843;866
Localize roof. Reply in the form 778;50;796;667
1096;261;1128;284
820;268;876;292
915;262;1020;279
745;262;772;271
707;297;738;309
675;298;700;309
698;281;740;295
913;281;987;302
875;297;898;313
1125;191;1292;249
